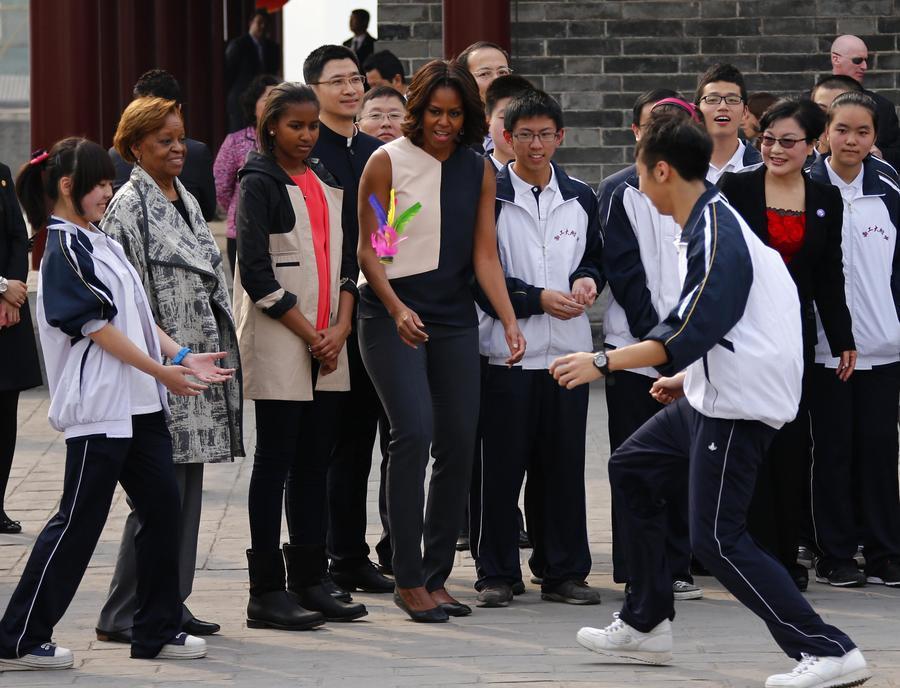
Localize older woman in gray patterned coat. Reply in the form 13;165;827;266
94;96;244;642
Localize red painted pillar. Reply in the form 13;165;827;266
442;0;510;60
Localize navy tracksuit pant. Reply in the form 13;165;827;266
808;361;900;573
605;369;692;583
0;412;182;659
610;398;855;660
471;365;591;590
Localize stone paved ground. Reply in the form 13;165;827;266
2;384;899;688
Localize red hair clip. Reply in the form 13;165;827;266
29;149;49;166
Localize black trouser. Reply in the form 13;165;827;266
326;328;391;572
0;412;181;659
226;237;237;278
748;374;812;576
359;318;480;590
808;362;900;573
471;365;590;590
605;370;691;583
610;398;856;660
0;390;19;512
249;391;342;552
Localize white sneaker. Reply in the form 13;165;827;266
765;649;871;688
576;612;672;665
0;642;74;670
155;633;207;660
672;579;703;600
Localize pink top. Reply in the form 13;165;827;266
290;171;331;330
213;126;257;239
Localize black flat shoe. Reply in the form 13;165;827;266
321;574;353;602
295;583;368;622
0;514;22;534
96;627;132;643
393;592;448;623
182;618;220;635
331;562;394;594
439;601;472;617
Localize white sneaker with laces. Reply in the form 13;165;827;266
765;649;871;688
0;642;74;670
156;632;207;660
672;580;703;600
576;612;672;665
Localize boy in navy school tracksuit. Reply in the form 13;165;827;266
551;115;870;688
471;90;603;608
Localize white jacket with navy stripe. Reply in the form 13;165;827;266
808;155;900;369
646;186;803;429
37;218;168;439
597;164;683;379
476;161;603;369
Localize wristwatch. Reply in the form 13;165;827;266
593;349;611;376
0;276;7;294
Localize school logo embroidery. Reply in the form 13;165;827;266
553;228;577;241
862;225;890;240
708;442;718;451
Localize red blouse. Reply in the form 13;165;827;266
766;208;805;264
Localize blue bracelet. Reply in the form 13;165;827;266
172;346;192;365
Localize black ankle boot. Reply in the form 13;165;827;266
246;548;324;630
284;543;368;621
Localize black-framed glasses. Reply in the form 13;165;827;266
760;135;810;149
511;130;560;143
309;75;366;89
833;52;868;66
699;95;744;106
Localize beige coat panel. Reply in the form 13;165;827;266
234;182;350;401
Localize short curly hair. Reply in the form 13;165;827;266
113;97;182;164
402;60;487;147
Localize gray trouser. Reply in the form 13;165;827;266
96;463;204;631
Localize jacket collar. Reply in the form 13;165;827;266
682;183;721;239
809;154;887;197
496;160;583;204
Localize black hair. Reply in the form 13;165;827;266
402;59;487;147
457;41;510;71
485;75;534;116
635;113;711;182
503;89;564;132
303;44;361;84
251;9;268;23
694;63;748;104
362;50;406;84
16;137;115;228
746;92;778;120
257;83;320;156
758;98;826;141
361;85;406;108
241;74;281;126
811;74;864;97
350;9;371;28
133;68;182;104
826;90;879;133
632;89;679;127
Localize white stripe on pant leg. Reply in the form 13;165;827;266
15;441;90;657
712;423;849;656
806;409;822;553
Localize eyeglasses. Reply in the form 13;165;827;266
699;95;744;106
361;111;405;122
310;75;366;89
759;135;809;149
511;130;559;143
473;67;513;80
833;52;868;66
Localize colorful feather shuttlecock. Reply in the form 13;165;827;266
369;190;422;264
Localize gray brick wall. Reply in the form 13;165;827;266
377;0;900;188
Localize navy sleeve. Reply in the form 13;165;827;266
813;188;855;355
569;188;605;291
41;229;118;338
473;276;543;319
645;202;752;375
236;175;297;319
602;184;659;339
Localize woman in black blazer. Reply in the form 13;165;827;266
0;160;43;533
719;99;856;591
